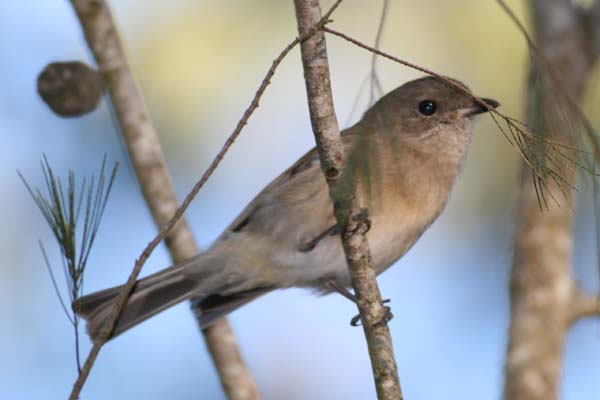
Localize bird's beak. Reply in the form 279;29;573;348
461;97;500;117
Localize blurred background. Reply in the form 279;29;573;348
2;0;600;398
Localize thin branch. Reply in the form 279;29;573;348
369;0;389;105
344;1;389;126
495;0;600;159
66;0;342;398
323;27;586;207
49;246;81;375
569;289;600;322
293;1;402;399
323;28;507;119
38;240;73;325
66;0;256;398
344;73;370;126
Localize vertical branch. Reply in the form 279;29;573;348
504;1;597;399
292;1;402;399
67;1;259;399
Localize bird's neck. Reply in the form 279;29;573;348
354;125;471;227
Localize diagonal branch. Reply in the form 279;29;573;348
293;1;402;399
66;1;343;398
324;27;600;210
67;0;258;398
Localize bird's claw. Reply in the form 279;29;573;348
349;208;371;234
350;299;393;328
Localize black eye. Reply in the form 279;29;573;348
418;100;437;116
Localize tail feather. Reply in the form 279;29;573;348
191;287;273;328
73;264;201;341
73;257;271;341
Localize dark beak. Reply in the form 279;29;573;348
466;97;500;116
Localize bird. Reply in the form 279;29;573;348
73;76;499;341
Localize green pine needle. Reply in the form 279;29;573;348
18;156;118;305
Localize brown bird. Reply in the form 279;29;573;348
73;76;499;341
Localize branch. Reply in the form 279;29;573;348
368;0;389;105
500;1;598;399
569;289;600;322
325;27;597;211
496;0;600;155
67;1;257;398
66;0;343;398
324;27;513;119
293;1;402;399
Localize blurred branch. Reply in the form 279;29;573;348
569;289;600;321
65;0;343;398
293;1;402;399
66;1;257;399
324;4;600;398
500;1;599;399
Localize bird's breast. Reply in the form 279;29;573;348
360;160;455;274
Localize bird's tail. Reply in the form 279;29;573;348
73;262;201;342
73;255;274;342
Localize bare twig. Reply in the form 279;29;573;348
344;0;389;126
368;0;389;105
496;0;600;158
293;1;401;399
66;0;342;398
323;27;591;208
38;241;73;325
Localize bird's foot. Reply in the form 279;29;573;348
349;208;371;234
324;279;393;328
299;225;338;252
350;299;393;328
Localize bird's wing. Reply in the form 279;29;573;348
223;146;330;236
221;128;363;248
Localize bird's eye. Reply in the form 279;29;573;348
418;100;437;116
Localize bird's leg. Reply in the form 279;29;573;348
325;278;356;302
299;209;371;253
324;279;393;327
298;225;338;252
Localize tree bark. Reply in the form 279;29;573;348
68;1;259;399
504;1;597;399
293;1;402;399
